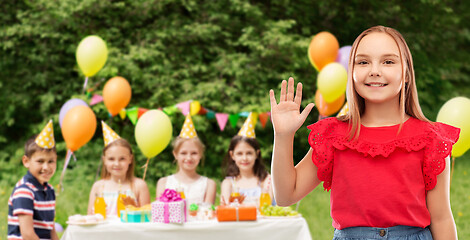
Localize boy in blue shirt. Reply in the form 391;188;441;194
8;120;59;240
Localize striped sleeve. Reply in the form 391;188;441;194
11;187;34;216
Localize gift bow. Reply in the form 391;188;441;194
159;189;182;202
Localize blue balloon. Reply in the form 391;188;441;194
59;99;88;127
335;46;352;71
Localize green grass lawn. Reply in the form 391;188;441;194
1;155;469;239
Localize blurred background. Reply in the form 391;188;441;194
1;0;469;238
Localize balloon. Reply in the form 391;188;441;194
135;110;172;158
103;76;132;116
335;46;352;71
308;32;339;71
61;105;97;151
315;90;345;116
58;99;88;127
317;63;347;103
436;97;470;157
76;35;108;77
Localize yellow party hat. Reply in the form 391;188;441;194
35;120;55;149
179;114;197;138
238;112;256;138
102;121;121;146
336;102;349;117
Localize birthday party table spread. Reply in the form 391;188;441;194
61;217;312;240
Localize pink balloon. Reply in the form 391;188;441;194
59;99;88;127
335;46;352;71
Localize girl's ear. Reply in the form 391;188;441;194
172;150;178;159
229;150;234;160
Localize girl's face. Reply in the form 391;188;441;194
230;141;259;173
353;32;404;105
103;145;133;178
173;140;201;171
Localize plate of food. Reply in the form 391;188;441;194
66;214;106;225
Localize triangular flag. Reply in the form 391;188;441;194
179;114;197;138
198;107;208;115
119;109;126;120
190;101;201;116
251;112;259;127
215;113;229;131
138;108;148;119
89;94;103;106
176;101;191;116
163;105;178;115
337;102;349;117
238;112;256;138
35;120;55;149
127;107;138;125
206;110;215;119
101;121;121;146
239;111;250;117
259;112;270;128
229;114;240;128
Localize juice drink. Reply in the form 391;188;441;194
94;194;107;219
117;192;126;218
259;192;272;210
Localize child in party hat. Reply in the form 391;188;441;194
221;113;274;207
156;114;217;205
8;120;59;240
87;121;150;217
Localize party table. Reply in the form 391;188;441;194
61;217;312;240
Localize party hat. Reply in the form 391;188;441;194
35;120;55;149
179;114;197;138
102;121;121;146
238;112;256;138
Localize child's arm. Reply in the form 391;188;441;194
427;156;457;240
134;178;151;206
155;177;167;200
50;227;59;240
220;178;232;205
18;214;40;240
204;179;217;204
87;181;100;215
270;78;319;206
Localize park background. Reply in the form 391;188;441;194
0;0;469;239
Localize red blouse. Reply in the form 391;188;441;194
307;117;459;230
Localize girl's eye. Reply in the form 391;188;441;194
356;60;368;65
384;60;394;64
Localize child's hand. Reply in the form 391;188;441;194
270;77;314;136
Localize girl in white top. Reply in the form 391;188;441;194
88;122;150;217
156;115;217;205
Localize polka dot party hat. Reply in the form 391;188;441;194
102;121;121;146
238;112;256;138
179;114;197;138
35;120;55;149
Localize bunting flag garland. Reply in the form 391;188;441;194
90;94;103;106
126;107;139;125
259;112;270;128
176;101;191;116
228;114;240;128
138;108;148;119
119;109;126;120
215;113;229;131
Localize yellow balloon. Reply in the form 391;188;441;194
135;110;173;158
436;97;470;157
76;35;108;77
190;101;201;116
317;63;347;103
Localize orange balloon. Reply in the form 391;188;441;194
61;105;97;151
315;90;345;116
308;32;339;71
103;76;132;116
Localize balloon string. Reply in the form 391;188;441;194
82;76;89;94
142;158;150;180
58;150;73;193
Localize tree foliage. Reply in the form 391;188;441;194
1;0;469;186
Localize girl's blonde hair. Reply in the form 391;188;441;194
338;25;429;140
172;137;205;169
101;138;135;182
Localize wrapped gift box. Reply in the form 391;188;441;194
120;210;151;223
151;200;186;224
216;205;257;222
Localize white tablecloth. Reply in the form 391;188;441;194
61;217;312;240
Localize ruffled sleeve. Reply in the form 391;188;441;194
422;122;460;191
307;118;347;191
